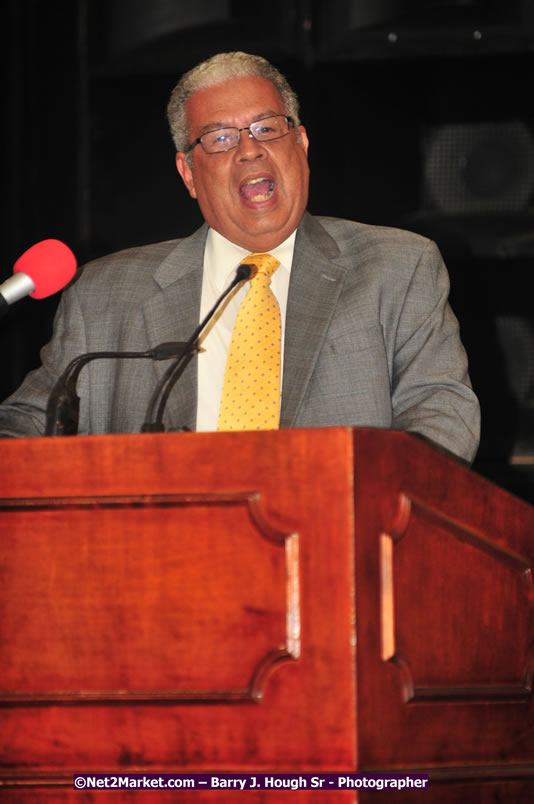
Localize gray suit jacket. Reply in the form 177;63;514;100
0;213;480;461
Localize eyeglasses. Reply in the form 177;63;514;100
186;115;294;154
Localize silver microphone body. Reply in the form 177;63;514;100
0;273;35;305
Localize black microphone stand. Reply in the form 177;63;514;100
45;342;186;436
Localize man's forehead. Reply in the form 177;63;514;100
186;76;285;131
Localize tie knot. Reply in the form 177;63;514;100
241;252;280;280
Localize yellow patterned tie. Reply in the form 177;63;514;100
218;253;281;431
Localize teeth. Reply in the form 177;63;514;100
242;177;275;190
240;177;275;202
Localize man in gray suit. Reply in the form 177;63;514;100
0;52;480;462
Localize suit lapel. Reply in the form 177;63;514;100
142;224;208;431
281;213;350;427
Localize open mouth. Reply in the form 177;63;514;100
239;176;275;202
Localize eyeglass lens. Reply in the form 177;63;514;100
201;115;290;153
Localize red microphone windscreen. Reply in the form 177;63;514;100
13;239;77;299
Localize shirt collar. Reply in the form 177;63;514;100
205;227;296;291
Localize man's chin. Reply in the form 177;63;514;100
209;206;302;251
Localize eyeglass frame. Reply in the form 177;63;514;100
185;114;295;154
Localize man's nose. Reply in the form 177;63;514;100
235;131;265;160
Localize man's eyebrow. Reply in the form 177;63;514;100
199;121;227;134
198;111;281;135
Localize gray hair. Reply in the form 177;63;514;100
167;51;301;155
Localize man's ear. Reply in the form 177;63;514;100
298;125;310;156
175;152;197;199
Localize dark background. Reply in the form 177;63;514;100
4;0;534;500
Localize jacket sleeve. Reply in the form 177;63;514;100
390;239;480;463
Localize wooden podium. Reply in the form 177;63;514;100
1;427;534;802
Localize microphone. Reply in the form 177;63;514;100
45;342;188;436
0;240;77;318
141;262;257;432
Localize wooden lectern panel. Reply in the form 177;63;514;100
1;427;534;802
1;493;298;700
380;494;532;698
0;428;357;801
351;430;534;800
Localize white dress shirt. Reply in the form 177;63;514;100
196;227;296;432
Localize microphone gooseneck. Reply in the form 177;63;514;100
141;263;255;433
